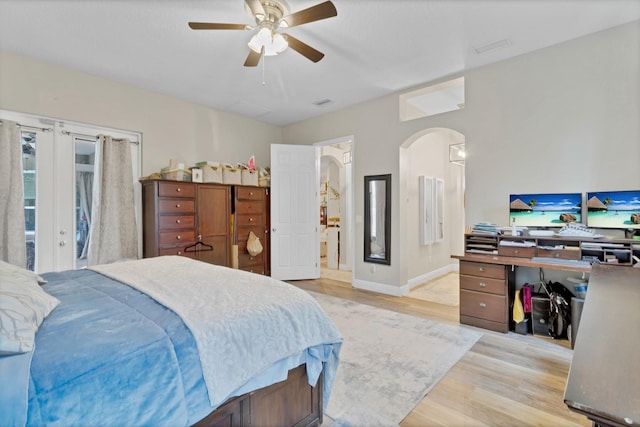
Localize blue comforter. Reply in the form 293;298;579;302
27;268;213;426
1;266;341;427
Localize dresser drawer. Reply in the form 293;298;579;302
239;265;267;275
498;246;536;258
159;215;195;230
158;181;195;198
159;230;196;246
460;290;507;324
158;247;198;258
236;187;264;201
459;261;505;280
238;242;265;266
460;275;506;295
236;213;264;227
158;198;195;214
236;224;267;242
235;200;263;215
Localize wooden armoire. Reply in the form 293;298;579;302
141;179;270;276
141;180;231;267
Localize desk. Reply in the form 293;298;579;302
564;265;640;427
453;253;592;332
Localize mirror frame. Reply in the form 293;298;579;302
364;174;391;265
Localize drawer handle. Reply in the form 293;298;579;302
176;188;181;192
177;251;182;255
514;250;519;254
176;235;181;240
479;302;487;308
249;256;254;260
176;203;181;208
249;217;254;222
555;253;560;258
249;192;254;196
479;282;487;288
176;219;181;224
479;267;485;272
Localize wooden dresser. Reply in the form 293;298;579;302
459;260;514;333
142;180;231;267
233;186;270;275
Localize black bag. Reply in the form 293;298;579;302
546;281;572;339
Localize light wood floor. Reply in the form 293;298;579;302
289;276;590;427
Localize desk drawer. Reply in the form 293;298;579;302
459;261;505;280
498;246;536;258
460;275;506;295
460;290;507;323
537;248;581;260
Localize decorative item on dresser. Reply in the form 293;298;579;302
141;180;231;267
234;186;270;275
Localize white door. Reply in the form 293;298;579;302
270;144;319;280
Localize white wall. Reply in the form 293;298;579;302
283;21;640;293
0;51;282;176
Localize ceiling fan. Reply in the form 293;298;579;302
188;0;337;67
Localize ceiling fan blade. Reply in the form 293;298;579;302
282;34;325;63
244;47;263;67
280;1;337;28
244;0;265;19
188;22;249;30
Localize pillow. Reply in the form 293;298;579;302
0;259;47;285
0;271;60;355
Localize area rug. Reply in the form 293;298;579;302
309;292;482;427
409;273;459;306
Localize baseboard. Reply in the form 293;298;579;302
352;278;409;296
352;263;459;297
407;263;459;291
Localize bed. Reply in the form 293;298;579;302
0;256;342;427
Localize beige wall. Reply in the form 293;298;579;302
1;21;638;293
0;51;282;176
283;21;640;292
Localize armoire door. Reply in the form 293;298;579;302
197;184;231;267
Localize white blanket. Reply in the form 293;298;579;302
90;256;342;407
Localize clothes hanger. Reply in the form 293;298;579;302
184;236;213;252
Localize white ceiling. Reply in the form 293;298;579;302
1;1;639;126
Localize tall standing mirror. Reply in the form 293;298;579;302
364;174;391;265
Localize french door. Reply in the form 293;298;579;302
4;110;141;273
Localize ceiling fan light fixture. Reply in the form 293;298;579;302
248;27;288;56
248;27;272;53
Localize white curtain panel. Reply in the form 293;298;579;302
0;119;27;267
87;135;138;265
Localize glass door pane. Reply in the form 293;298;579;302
75;138;95;269
22;131;36;271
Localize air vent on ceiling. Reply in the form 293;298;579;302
313;98;333;107
473;38;511;54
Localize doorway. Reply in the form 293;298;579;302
315;136;353;283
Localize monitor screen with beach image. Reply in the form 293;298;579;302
586;190;640;229
509;193;582;228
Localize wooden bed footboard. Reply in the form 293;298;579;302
193;364;323;427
